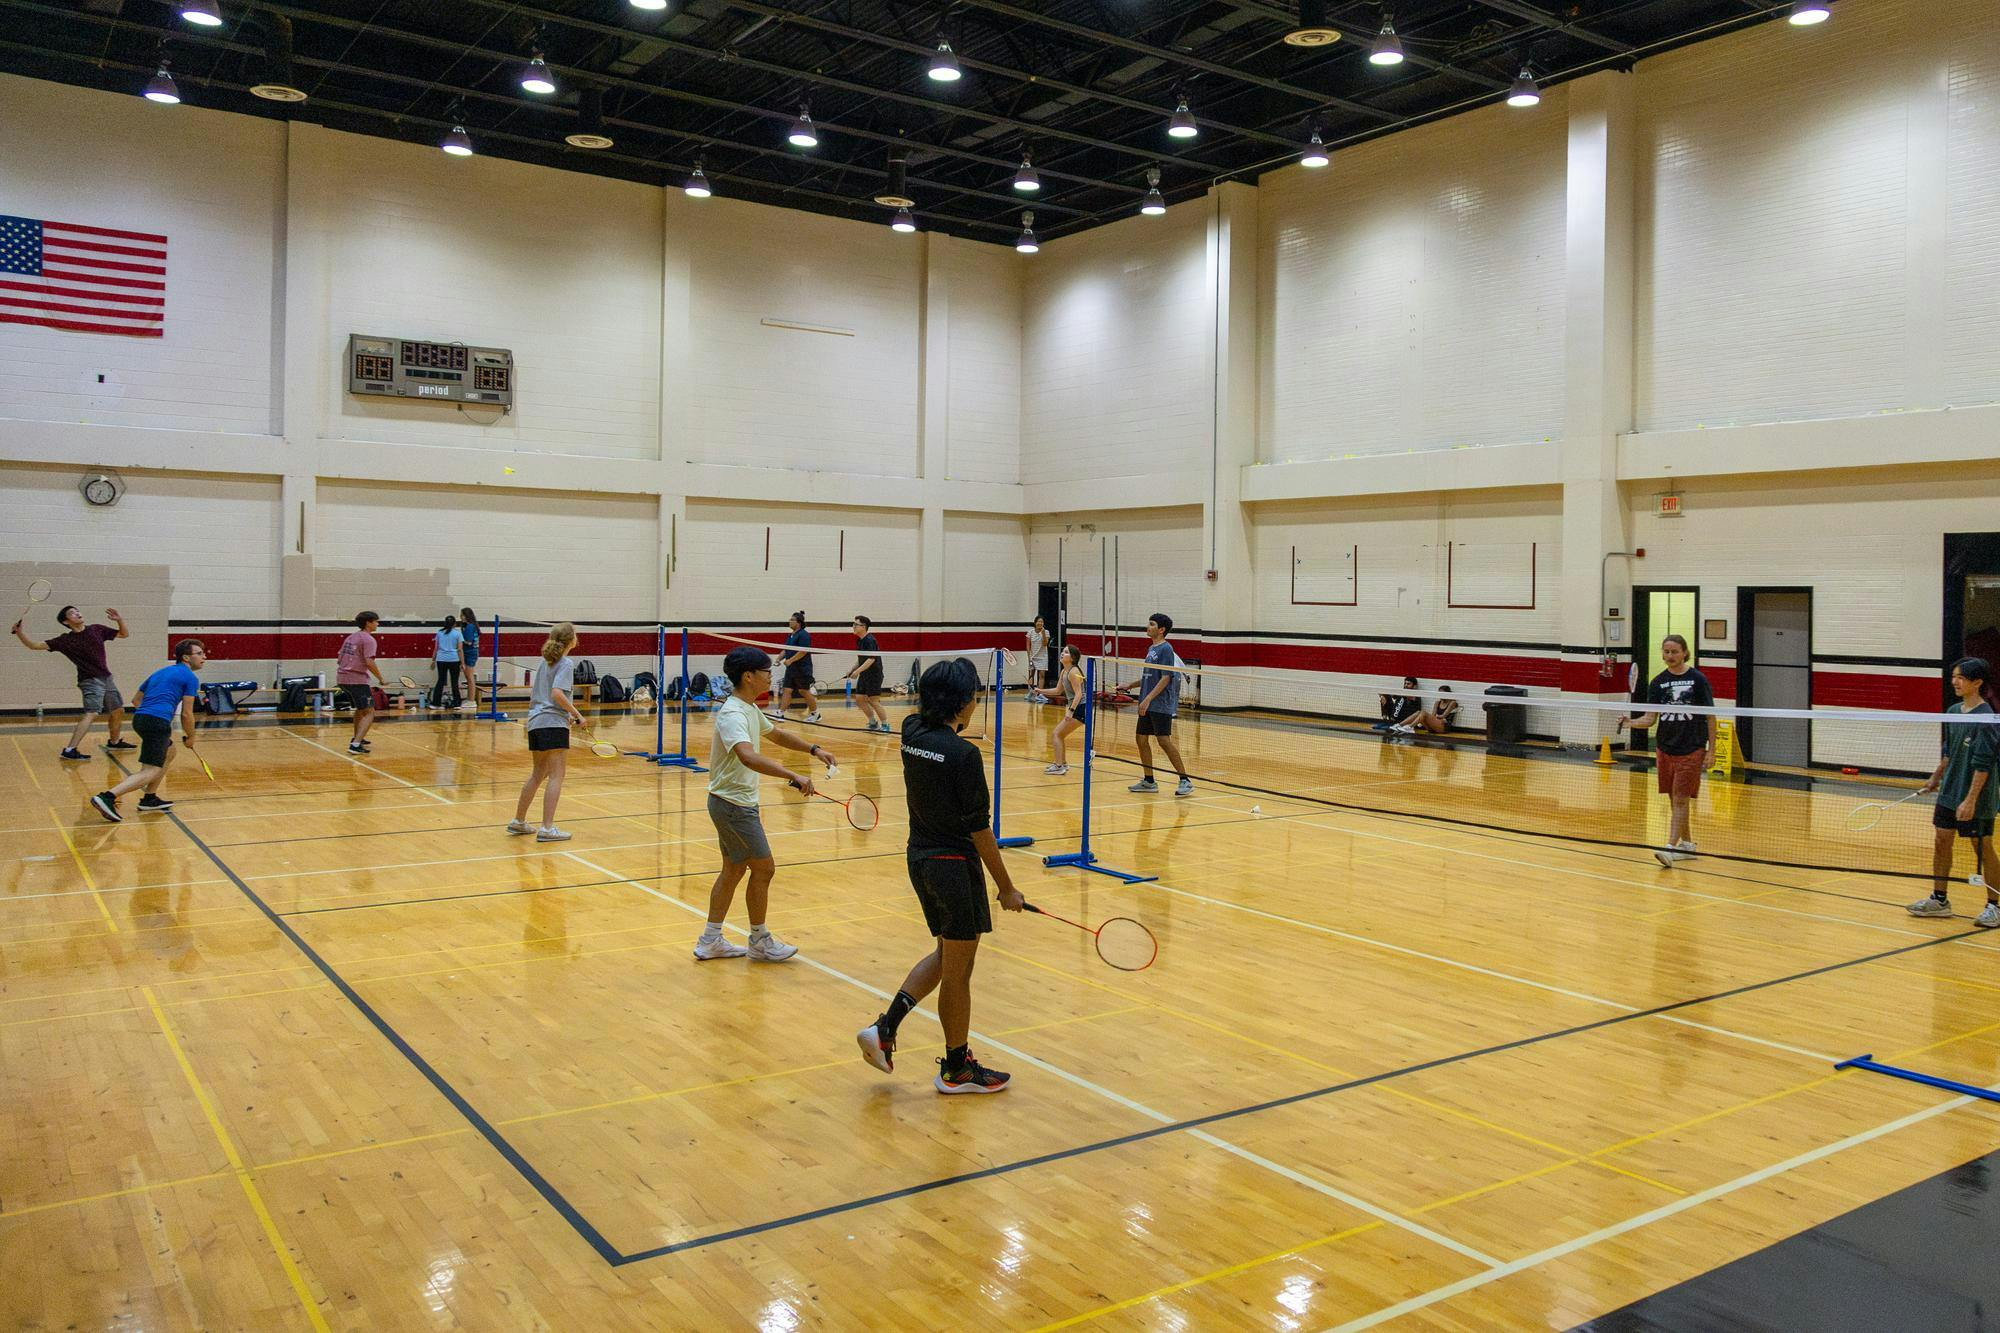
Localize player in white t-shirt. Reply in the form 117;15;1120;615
695;645;836;963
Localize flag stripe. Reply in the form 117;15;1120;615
37;254;166;275
40;236;168;260
43;220;168;244
42;267;165;290
0;279;164;306
0;313;163;337
0;295;163;320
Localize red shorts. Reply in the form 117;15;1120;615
1657;749;1704;799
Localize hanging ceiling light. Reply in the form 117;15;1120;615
1300;128;1330;168
683;160;712;197
928;36;962;82
1012;153;1041;192
519;53;557;96
1507;67;1541;107
143;63;181;104
788;108;819;148
891;208;917;234
874;156;916;208
180;1;223;28
628;0;669;9
1283;0;1341;47
440;123;474;156
1369;16;1404;66
1140;168;1166;216
1016;211;1039;254
249;15;307;102
1167;93;1198;140
566;87;613;149
1788;0;1831;23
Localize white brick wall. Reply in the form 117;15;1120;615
1022;202;1212;485
683;201;921;478
943;513;1030;621
678;500;921;625
1259;92;1567;463
314;481;657;622
0;75;281;435
1029;507;1204;641
307;127;664;461
939;237;1024;485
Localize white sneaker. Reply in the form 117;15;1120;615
693;932;747;960
1175;777;1194;797
535;825;571;842
803;711;822;724
748;931;798;962
507;819;535;835
1044;763;1069;775
1978;902;2000;929
459;702;475;712
1653;839;1695;868
1907;895;1953;918
1129;778;1158;793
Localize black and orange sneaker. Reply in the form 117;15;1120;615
856;1020;896;1074
935;1052;1010;1095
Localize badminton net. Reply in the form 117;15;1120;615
703;632;1008;739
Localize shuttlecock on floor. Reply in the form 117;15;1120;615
1250;804;1261;815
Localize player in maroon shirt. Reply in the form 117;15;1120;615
12;602;134;759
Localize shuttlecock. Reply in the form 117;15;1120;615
826;764;839;777
503;466;516;475
1250;804;1262;815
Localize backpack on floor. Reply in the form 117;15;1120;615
689;671;710;699
632;671;657;701
372;686;391;712
905;659;921;694
597;675;627;704
279;681;307;712
665;675;684;702
572;659;599;686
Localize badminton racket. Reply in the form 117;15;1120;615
396;674;424;692
13;577;52;630
807;786;878;831
184;742;217;782
1022;901;1158;971
572;718;622;759
1846;788;1927;832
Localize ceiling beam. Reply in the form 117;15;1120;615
1467;0;1635;54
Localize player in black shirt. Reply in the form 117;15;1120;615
841;615;890;734
1616;634;1716;867
857;658;1025;1093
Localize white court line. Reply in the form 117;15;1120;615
1325;1082;1997;1331
284;730;453;805
560;850;1503;1270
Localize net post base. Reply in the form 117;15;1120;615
997;835;1036;848
645;754;707;771
475;708;511;722
1041;850;1156;884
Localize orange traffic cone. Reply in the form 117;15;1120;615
1594;736;1616;766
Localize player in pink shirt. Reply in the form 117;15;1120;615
337;611;385;754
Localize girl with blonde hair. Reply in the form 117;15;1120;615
510;623;584;841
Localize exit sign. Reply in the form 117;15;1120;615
1658;494;1684;517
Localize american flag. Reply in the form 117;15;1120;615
0;215;167;338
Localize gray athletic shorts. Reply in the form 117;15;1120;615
79;676;122;715
708;793;772;864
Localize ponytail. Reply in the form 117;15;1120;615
540;622;576;665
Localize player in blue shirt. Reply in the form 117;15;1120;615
91;638;206;822
1117;613;1192;797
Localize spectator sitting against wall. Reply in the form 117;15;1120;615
1375;676;1422;731
1390;685;1459;735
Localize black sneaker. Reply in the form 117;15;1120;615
105;740;137;751
935;1052;1010;1095
90;791;121;823
59;747;86;760
138;794;174;813
347;742;368;754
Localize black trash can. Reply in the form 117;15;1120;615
1484;685;1529;745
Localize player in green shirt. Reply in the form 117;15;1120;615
1908;657;2000;928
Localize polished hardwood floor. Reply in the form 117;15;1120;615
3;694;1997;1330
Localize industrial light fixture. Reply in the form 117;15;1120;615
629;0;669;10
874;156;916;208
1140;168;1166;216
1300;127;1330;168
1507;67;1541;107
1016;211;1039;254
1788;0;1831;23
1012;152;1041;192
928;36;962;82
683;160;712;197
1369;16;1404;66
566;87;613;148
440;123;474;156
788;108;819;148
249;15;307;102
1283;0;1341;47
1167;92;1198;140
519;53;557;96
891;208;917;233
143;63;181;104
180;1;222;28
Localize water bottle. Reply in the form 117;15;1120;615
35;704;44;720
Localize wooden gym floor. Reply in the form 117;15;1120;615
3;694;1997;1330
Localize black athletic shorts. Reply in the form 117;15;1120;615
908;853;990;941
783;665;815;691
133;713;173;768
1136;711;1173;738
340;683;374;712
856;668;883;698
1933;803;1994;839
527;726;570;752
1067;704;1087;725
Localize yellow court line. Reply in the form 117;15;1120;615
49;806;117;932
10;736;44;791
142;987;330;1332
0;1167;235;1221
1636;887;1793;920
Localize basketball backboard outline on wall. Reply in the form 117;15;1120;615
346;334;513;410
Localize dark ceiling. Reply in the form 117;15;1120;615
5;0;1803;243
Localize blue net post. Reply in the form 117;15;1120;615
993;648;1034;849
648;626;705;770
1042;655;1154;883
476;613;509;721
